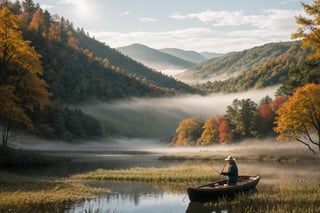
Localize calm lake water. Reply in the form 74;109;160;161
9;142;320;213
38;148;318;213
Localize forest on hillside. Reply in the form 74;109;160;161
0;0;199;143
193;41;320;94
173;0;320;152
0;0;319;149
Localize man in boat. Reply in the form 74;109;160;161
220;156;238;185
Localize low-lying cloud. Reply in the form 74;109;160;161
79;87;278;139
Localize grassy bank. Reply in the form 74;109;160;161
0;172;108;212
205;180;320;213
72;165;221;185
73;166;320;213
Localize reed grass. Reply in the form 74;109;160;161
72;165;221;184
206;179;320;213
0;171;108;212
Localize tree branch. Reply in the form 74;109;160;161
295;137;316;154
303;125;319;146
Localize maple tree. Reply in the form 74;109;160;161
292;0;320;59
274;83;320;153
0;7;50;146
217;116;232;144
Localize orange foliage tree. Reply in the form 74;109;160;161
274;83;320;153
0;7;50;146
217;116;232;144
292;0;320;60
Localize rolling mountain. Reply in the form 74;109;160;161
200;51;224;60
6;2;200;141
117;43;196;70
160;48;208;64
176;41;306;83
192;41;315;93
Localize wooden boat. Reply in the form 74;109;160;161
187;175;261;202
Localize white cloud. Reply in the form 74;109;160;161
93;27;289;53
139;17;157;22
170;9;302;30
92;9;306;53
170;10;245;26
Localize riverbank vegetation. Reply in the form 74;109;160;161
73;165;320;213
0;171;108;212
205;180;320;213
1;156;319;212
72;165;220;185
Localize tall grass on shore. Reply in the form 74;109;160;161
72;165;221;184
73;166;320;213
206;180;320;213
0;172;108;212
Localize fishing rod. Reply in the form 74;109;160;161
211;162;226;175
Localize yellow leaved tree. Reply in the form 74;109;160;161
198;116;218;145
175;117;203;146
291;0;320;59
274;83;320;153
0;7;50;146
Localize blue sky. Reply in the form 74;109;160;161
35;0;312;53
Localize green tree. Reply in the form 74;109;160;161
0;7;49;146
225;98;259;139
274;83;320;153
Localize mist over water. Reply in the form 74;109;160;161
79;87;279;138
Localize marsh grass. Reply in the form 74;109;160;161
0;171;108;212
72;164;221;185
205;180;320;213
72;165;320;213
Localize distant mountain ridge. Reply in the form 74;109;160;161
117;43;221;71
160;48;207;64
117;43;196;70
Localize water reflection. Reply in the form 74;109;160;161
67;182;188;213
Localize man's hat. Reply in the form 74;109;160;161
225;156;235;161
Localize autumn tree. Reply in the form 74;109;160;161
274;83;320;153
29;8;50;38
292;0;320;59
175;117;203;145
198;116;218;145
217;116;232;144
0;7;50;146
